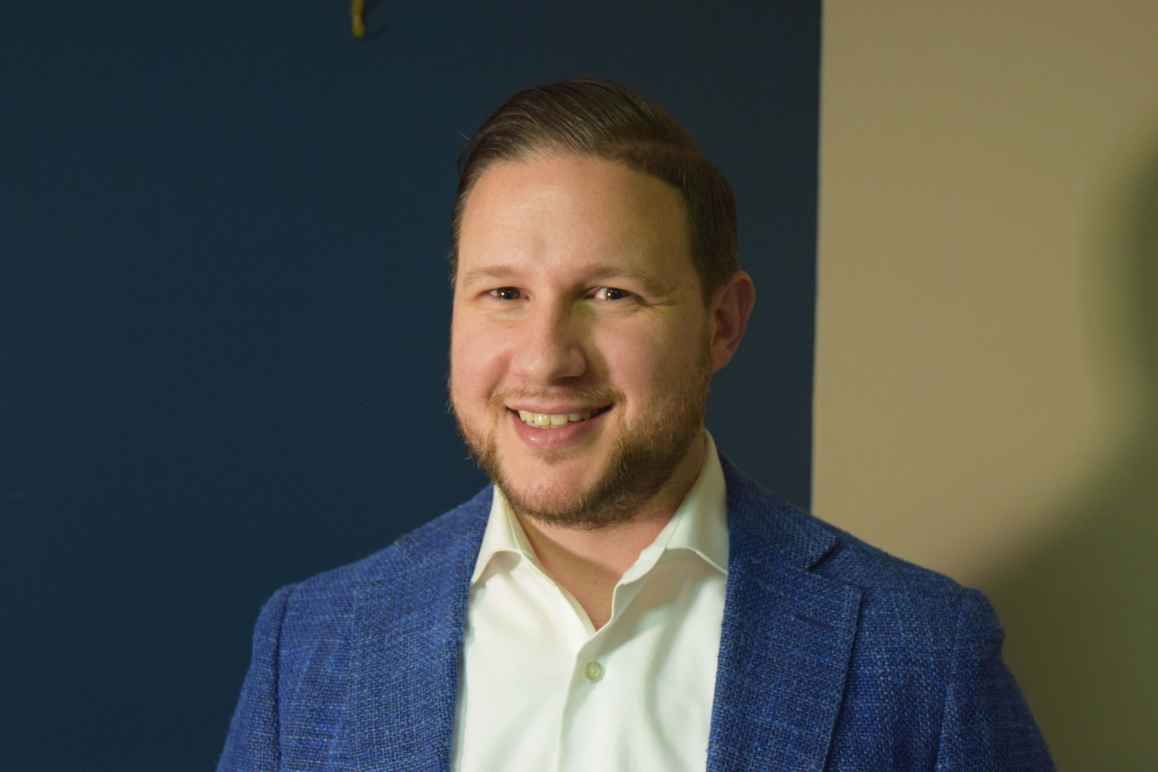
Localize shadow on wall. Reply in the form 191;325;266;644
983;136;1158;768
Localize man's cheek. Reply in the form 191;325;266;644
457;349;503;407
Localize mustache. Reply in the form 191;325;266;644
489;386;622;408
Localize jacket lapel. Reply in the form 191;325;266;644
350;488;491;772
707;460;862;772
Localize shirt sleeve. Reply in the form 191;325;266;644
934;588;1054;770
217;584;295;772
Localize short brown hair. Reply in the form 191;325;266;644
451;80;738;302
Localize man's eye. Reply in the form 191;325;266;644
592;287;633;302
488;287;522;301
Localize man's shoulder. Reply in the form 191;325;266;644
780;507;1047;767
725;462;985;634
814;514;964;597
726;461;962;596
265;486;491;633
818;514;996;633
291;485;492;597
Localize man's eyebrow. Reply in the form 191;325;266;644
458;263;677;295
458;265;521;288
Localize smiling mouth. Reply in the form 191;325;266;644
509;405;612;429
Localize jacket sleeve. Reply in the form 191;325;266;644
934;589;1054;770
217;585;295;772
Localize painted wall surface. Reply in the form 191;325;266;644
2;3;819;768
817;3;1158;766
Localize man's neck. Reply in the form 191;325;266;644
515;432;707;630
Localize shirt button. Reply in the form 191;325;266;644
584;661;604;683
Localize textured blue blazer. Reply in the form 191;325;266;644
218;459;1052;770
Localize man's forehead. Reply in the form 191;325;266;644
455;154;696;291
461;154;687;236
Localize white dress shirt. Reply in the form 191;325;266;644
452;432;729;772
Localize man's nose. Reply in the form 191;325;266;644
510;301;588;383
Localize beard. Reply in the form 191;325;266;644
450;339;712;530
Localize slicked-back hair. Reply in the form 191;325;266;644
450;80;738;303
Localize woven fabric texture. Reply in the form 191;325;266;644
217;458;1052;771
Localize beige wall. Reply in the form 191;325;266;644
816;3;1158;766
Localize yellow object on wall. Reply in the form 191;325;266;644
352;0;365;39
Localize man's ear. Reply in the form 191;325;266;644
708;271;756;373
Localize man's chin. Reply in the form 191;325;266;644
499;474;599;521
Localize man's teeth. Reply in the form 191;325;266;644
517;409;598;428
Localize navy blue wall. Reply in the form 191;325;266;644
2;3;819;768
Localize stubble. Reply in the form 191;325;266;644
450;338;712;530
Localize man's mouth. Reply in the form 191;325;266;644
509;405;613;429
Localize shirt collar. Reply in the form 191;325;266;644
470;430;729;586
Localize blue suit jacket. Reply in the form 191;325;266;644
218;459;1052;770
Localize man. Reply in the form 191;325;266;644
218;80;1051;771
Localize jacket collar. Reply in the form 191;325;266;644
351;458;860;771
706;457;862;771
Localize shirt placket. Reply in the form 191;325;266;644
551;560;659;772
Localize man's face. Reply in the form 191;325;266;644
449;152;713;528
